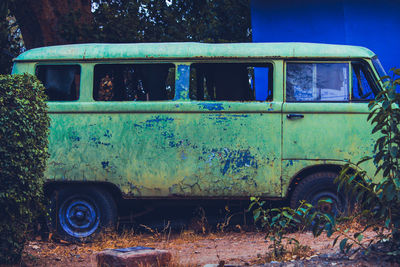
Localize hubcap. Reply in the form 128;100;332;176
59;198;100;238
311;191;342;216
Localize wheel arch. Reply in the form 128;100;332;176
284;163;348;200
44;181;123;202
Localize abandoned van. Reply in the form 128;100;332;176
12;42;384;240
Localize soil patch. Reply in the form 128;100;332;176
19;229;397;266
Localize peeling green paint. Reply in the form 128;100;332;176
174;64;190;101
198;103;225;111
14;43;375;62
44;110;281;197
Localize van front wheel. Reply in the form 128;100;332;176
48;186;117;241
290;172;347;216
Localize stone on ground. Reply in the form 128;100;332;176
96;247;171;267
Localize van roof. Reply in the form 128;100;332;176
15;42;376;62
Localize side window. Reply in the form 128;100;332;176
189;63;273;101
36;65;80;101
351;62;376;101
93;64;175;101
286;63;349;102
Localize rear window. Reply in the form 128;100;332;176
93;64;175;101
36;65;81;101
286;63;349;102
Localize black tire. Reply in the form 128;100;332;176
290;172;349;216
48;186;117;242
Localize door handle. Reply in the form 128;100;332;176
286;114;304;119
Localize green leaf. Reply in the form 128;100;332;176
325;223;333;237
390;146;398;158
385;218;391;228
394;179;400;189
393;68;400;76
318;198;333;204
339;238;348;252
253;209;261;221
382;100;390;110
332;236;340;247
282;211;293;220
357;234;363;242
345;243;353;253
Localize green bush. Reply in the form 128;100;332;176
336;68;400;255
0;74;49;264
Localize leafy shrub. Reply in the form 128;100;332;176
250;69;400;260
0;74;49;264
249;198;333;261
336;68;400;256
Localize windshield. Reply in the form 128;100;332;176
372;56;387;79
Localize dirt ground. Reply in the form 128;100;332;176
20;228;397;267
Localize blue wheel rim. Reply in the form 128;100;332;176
311;191;343;216
59;197;100;238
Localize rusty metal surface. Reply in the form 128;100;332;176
14;42;375;62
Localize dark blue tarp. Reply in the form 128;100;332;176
251;0;400;72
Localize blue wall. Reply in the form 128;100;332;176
251;0;400;71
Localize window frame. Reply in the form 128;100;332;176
91;62;177;102
188;60;275;102
349;60;381;102
285;60;351;103
35;63;82;102
284;59;383;103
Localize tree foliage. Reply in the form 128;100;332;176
9;0;92;49
62;0;251;43
0;0;251;74
0;74;49;264
0;1;23;74
6;0;251;47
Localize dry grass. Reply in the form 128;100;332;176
23;205;384;266
26;226;221;265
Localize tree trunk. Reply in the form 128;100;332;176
10;0;92;49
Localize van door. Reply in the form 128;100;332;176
282;61;378;185
175;61;283;197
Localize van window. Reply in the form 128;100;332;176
351;62;376;101
93;64;175;101
189;63;273;101
286;63;349;102
36;65;80;101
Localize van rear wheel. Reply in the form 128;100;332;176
290;172;348;216
48;186;117;242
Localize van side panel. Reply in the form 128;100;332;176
46;102;282;198
281;103;380;197
11;62;35;74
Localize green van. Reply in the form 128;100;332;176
12;42;385;240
